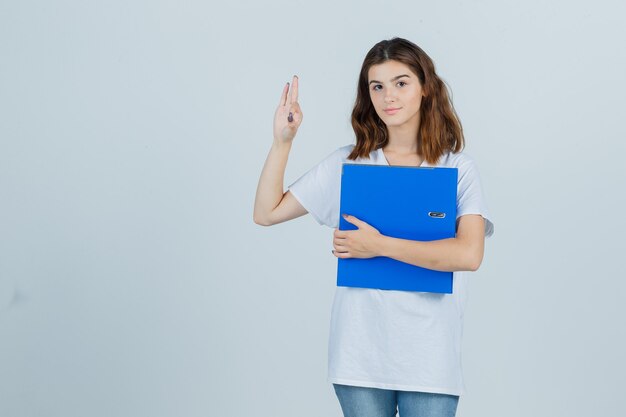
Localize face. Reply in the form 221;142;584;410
367;60;425;127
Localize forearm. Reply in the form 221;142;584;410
377;235;478;272
253;139;292;223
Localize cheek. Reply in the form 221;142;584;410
407;91;423;110
406;89;421;102
370;93;384;108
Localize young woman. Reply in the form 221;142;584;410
253;37;494;417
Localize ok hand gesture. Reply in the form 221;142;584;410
273;75;303;144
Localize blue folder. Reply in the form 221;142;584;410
337;163;458;293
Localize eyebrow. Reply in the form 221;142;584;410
368;74;411;85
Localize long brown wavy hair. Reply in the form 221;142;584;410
347;37;465;164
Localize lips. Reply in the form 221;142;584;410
384;107;401;115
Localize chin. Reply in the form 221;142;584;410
384;119;406;126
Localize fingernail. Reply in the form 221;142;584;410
288;112;293;122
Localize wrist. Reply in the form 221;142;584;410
376;233;392;257
272;137;293;150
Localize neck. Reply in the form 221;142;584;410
385;114;420;154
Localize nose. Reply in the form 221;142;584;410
384;93;396;103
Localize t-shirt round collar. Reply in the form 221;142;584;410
377;147;429;167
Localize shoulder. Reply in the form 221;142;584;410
302;144;356;175
437;150;476;168
437;150;481;177
321;143;356;164
336;143;356;159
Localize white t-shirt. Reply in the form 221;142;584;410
287;143;494;396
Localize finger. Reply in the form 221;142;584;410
333;242;350;252
343;214;364;228
333;250;350;258
286;79;293;106
279;82;289;107
291;75;298;103
288;103;302;124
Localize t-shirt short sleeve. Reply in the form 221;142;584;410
456;155;495;238
286;147;344;228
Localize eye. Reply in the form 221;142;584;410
371;81;407;91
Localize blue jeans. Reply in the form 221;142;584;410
333;384;459;417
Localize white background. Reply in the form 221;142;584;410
1;1;625;416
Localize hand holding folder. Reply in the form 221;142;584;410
336;163;458;294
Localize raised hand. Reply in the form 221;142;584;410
273;75;303;144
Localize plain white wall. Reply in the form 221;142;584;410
1;1;625;416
